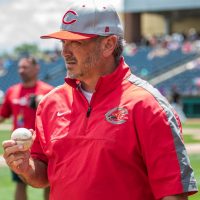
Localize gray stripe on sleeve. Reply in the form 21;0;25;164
128;74;198;192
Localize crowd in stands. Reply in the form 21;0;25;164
124;28;200;57
0;30;200;98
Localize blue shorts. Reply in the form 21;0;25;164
11;171;23;183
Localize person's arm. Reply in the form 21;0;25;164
2;140;49;188
19;157;49;188
162;194;188;199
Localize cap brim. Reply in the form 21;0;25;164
40;30;98;40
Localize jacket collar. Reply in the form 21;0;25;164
65;57;131;93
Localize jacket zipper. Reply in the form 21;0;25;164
77;88;93;118
86;106;92;118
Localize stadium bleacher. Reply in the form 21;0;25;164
124;46;198;79
156;65;200;95
0;39;200;98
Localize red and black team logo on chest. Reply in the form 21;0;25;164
105;107;128;124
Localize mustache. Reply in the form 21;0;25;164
62;55;77;64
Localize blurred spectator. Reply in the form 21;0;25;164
0;56;53;200
170;86;187;123
188;28;199;42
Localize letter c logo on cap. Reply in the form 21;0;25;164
62;10;78;25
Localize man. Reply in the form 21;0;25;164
0;57;53;200
2;1;198;200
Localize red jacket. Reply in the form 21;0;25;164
32;58;197;200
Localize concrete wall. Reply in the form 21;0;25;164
124;11;200;42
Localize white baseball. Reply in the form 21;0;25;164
11;128;33;150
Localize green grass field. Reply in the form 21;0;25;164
0;166;44;200
0;119;199;199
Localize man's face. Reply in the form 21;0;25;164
61;37;103;81
18;59;38;83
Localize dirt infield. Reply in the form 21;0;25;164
184;128;200;140
0;123;12;130
186;118;200;124
185;143;200;154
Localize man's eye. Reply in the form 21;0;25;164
71;41;82;47
60;40;83;48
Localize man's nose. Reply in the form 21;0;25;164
61;46;73;57
18;68;24;74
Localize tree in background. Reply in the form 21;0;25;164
14;43;40;57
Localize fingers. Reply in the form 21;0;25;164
7;153;30;174
7;156;24;170
2;140;30;174
3;140;23;157
2;140;16;148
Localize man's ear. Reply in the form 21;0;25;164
101;35;118;57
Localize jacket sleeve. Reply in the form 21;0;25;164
0;89;12;118
133;95;197;199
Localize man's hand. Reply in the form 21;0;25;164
2;137;49;188
2;139;30;175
